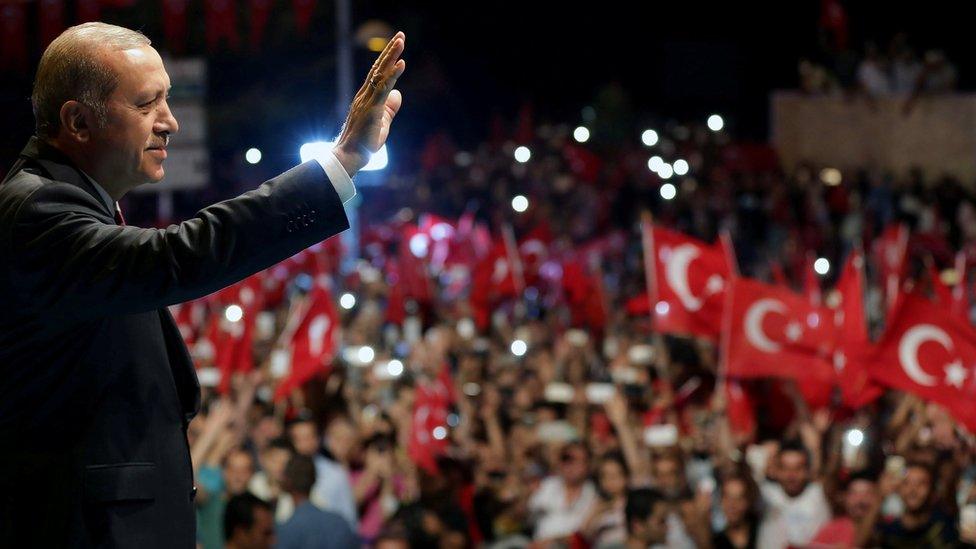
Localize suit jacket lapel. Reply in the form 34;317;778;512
16;136;114;219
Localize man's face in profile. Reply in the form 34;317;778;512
89;44;178;189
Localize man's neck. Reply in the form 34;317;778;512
45;137;126;201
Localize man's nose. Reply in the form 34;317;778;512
155;101;179;135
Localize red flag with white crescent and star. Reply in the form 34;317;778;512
725;277;836;382
831;250;883;408
866;294;976;429
643;225;730;340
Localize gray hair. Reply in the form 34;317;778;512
32;22;151;139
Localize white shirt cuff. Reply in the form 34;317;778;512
315;151;357;204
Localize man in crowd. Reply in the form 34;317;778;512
224;492;276;549
275;454;359;549
288;416;358;528
528;441;598;543
757;440;831;548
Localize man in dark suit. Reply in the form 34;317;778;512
0;22;406;548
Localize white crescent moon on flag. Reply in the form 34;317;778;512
744;298;787;353
897;324;948;387
665;244;703;311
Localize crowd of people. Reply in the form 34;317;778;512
178;111;976;549
799;32;959;109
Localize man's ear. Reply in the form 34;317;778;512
59;100;92;143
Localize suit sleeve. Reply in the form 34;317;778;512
8;160;349;322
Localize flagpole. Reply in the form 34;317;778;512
501;223;526;320
716;229;738;398
639;210;658;328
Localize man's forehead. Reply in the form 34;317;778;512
102;45;170;90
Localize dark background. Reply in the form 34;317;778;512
1;0;972;182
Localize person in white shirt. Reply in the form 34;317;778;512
528;441;598;542
756;440;831;549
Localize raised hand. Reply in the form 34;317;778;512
334;32;406;176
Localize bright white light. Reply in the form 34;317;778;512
358;346;375;364
641;129;659;147
511;339;528;357
339;293;356;310
429;223;452;241
573;126;590;143
514;146;532;163
432;426;448;440
409;233;430;258
658;163;675;179
707;114;724;132
648;156;664;172
512;195;529;213
387;359;404;377
846;428;864;447
814;257;830;275
245;148;262;164
225;305;243;323
655;301;670;316
660;183;677;200
673;159;689;175
300;140;388;171
820;168;842;186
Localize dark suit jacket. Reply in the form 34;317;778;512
0;137;350;548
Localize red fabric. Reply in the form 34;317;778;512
873;223;909;320
833;251;883;408
725;380;756;438
210;275;264;393
561;260;607;332
724;277;836;382
928;257;953;306
205;0;239;52
291;0;316;36
248;0;274;50
645;226;730;340
866;294;976;429
408;368;454;474
161;0;189;55
274;284;340;401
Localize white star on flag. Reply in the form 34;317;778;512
785;321;803;342
945;361;968;388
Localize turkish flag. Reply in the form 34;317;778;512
867;294;976;429
562;260;607;332
274;284;340;401
209;275;264;393
873;223;909;318
831;251;882;408
408;365;455;474
644;225;730;340
725;277;836;382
